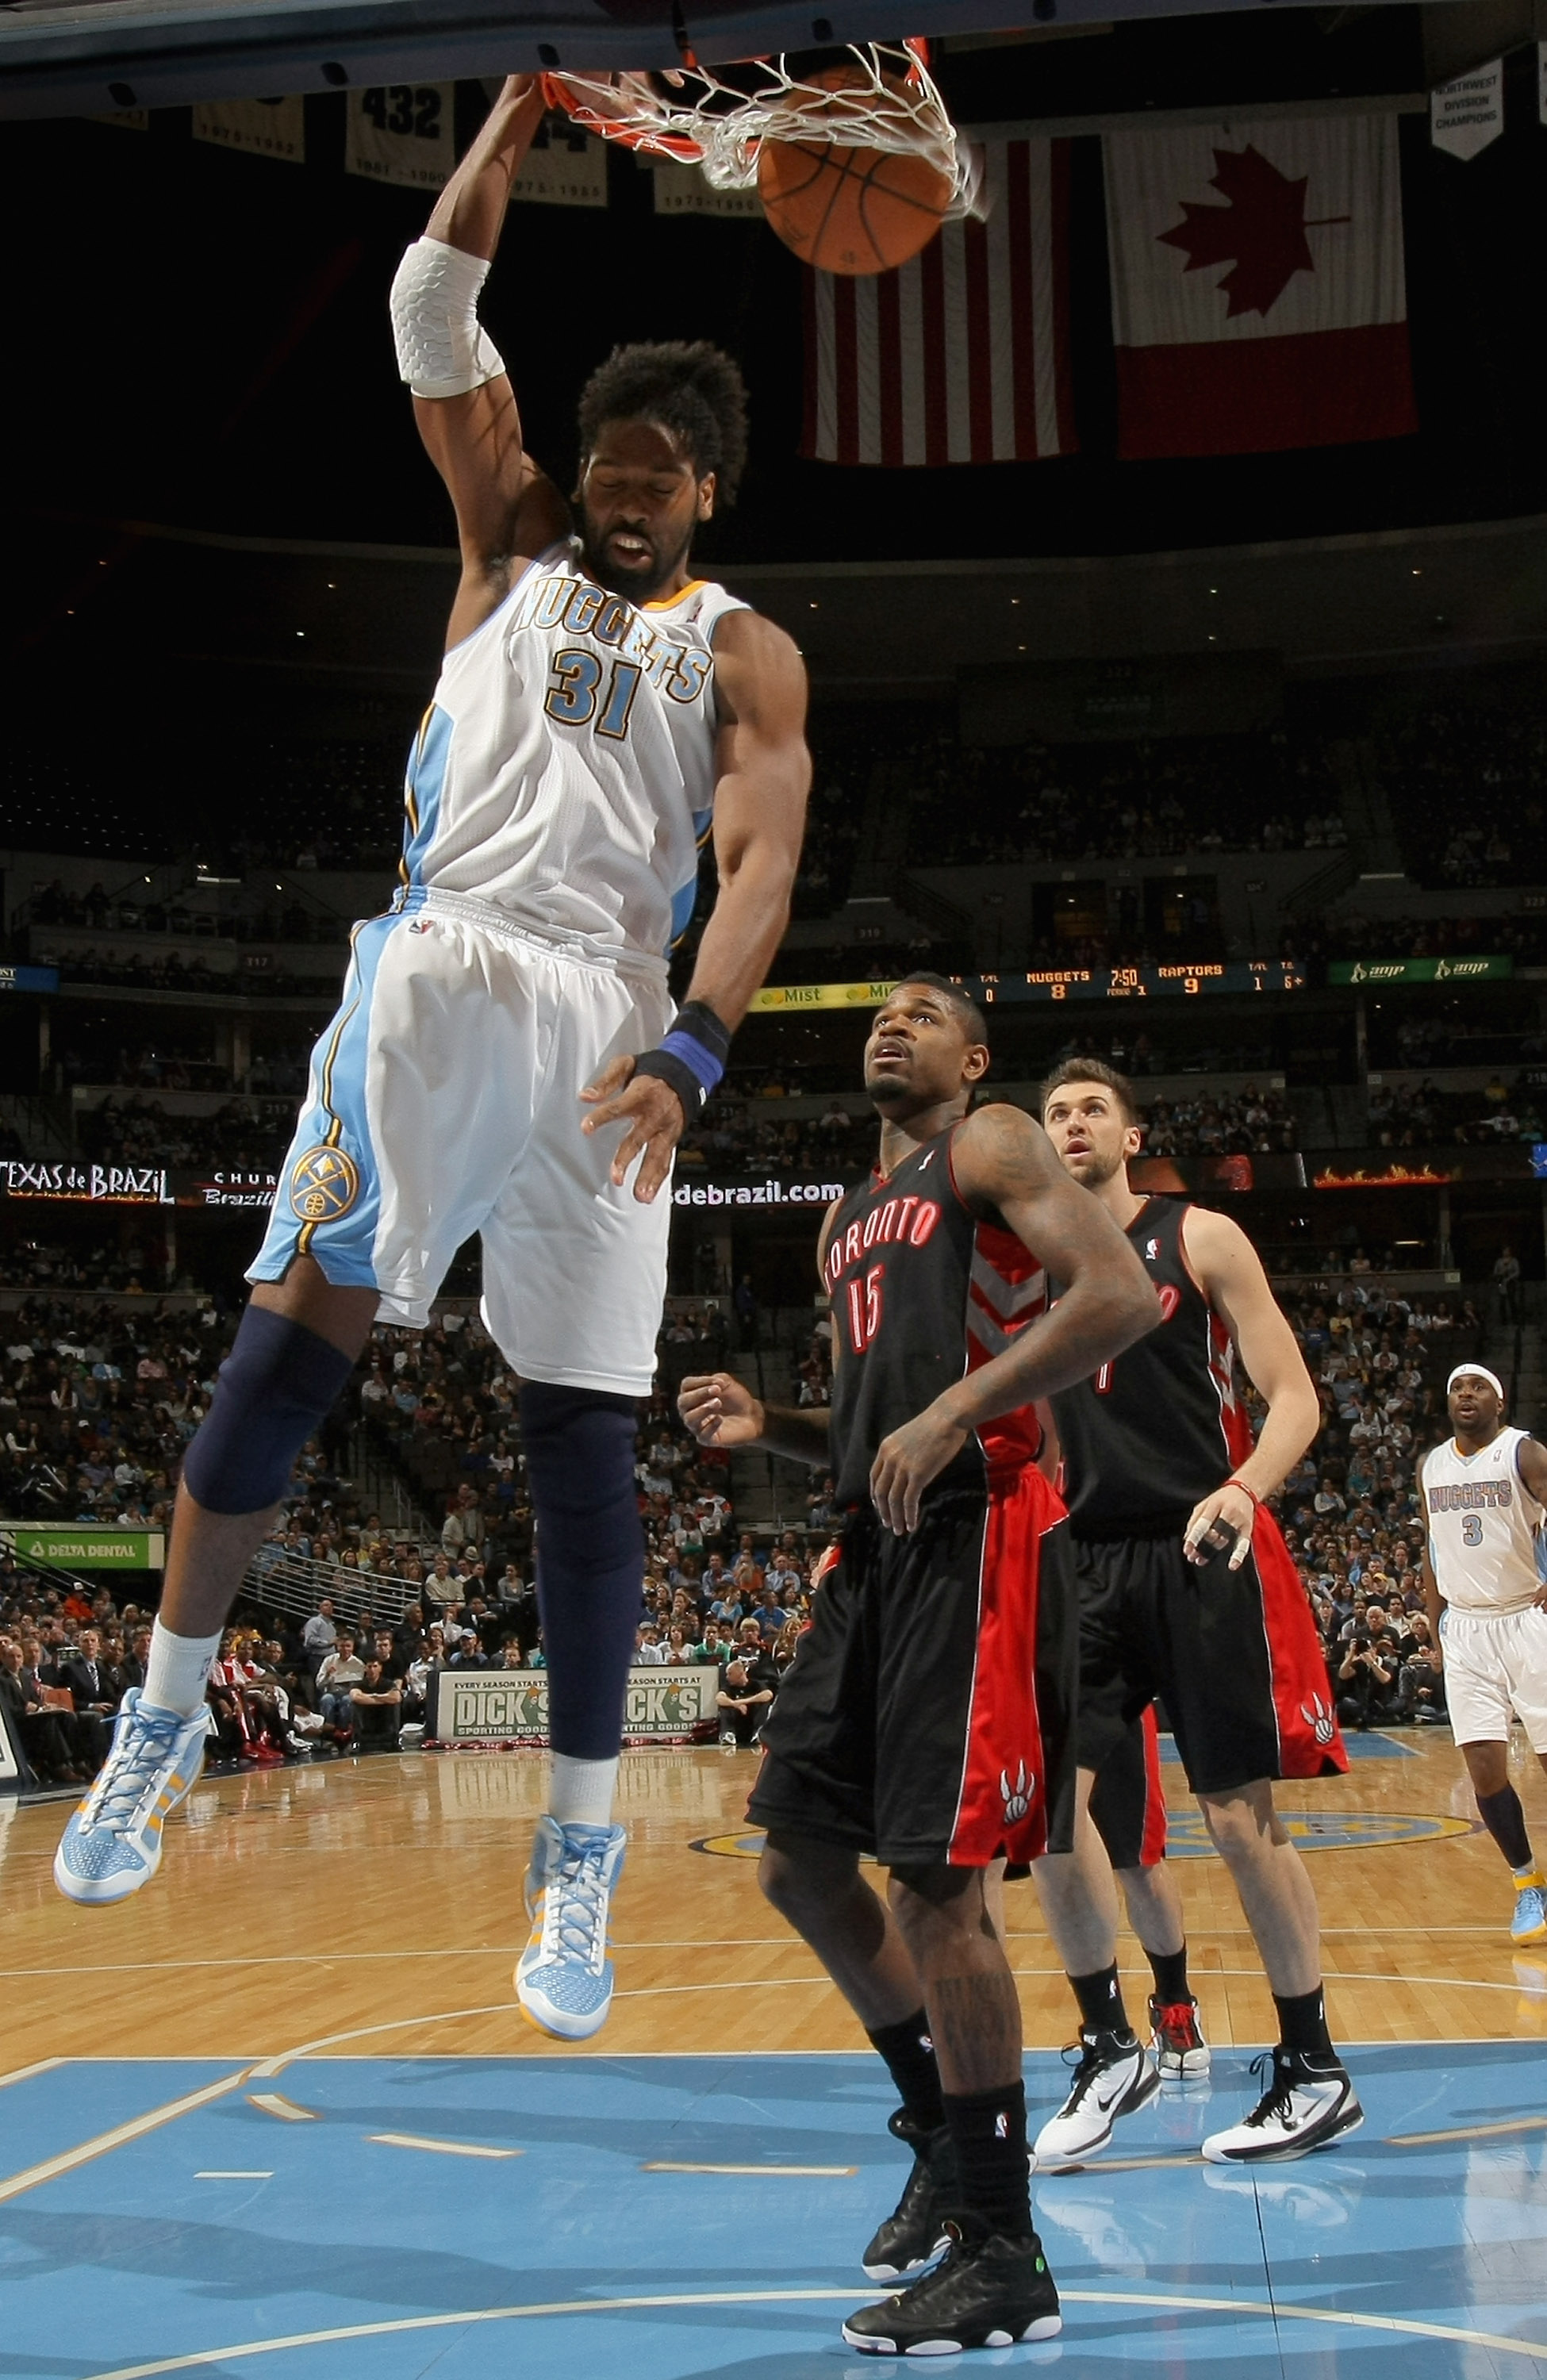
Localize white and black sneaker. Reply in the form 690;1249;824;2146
1202;2048;1363;2164
1031;2028;1160;2171
843;2214;1061;2355
862;2110;957;2280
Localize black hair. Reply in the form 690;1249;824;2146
1039;1055;1140;1127
893;971;988;1046
577;340;749;504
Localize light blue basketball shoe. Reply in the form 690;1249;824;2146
54;1689;212;1906
516;1815;628;2040
1511;1877;1547;1945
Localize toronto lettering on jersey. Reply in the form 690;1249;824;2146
511;569;713;704
823;1196;942;1288
1428;1478;1514;1511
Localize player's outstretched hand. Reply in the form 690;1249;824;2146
679;1372;765;1449
869;1404;969;1536
581;1056;684;1203
1183;1480;1257;1570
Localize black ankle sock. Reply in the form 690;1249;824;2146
867;2010;945;2133
1146;1945;1191;2006
942;2082;1033;2240
1273;1985;1334;2059
1476;1784;1535;1873
1070;1961;1130;2037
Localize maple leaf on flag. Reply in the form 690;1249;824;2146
1156;144;1348;318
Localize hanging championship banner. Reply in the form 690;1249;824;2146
346;85;455;190
512;119;608;207
1430;60;1503;159
192;96;305;164
652;159;762;218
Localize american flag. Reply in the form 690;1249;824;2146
800;137;1075;466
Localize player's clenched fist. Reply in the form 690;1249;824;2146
678;1372;766;1449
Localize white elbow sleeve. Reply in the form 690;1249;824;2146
390;235;507;399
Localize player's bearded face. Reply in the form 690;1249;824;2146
1043;1090;1134;1189
577;420;708;600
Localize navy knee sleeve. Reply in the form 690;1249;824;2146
182;1306;355;1515
520;1382;643;1762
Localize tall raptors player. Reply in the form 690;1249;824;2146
679;979;1157;2355
55;76;810;2044
1420;1366;1547;1944
1034;1061;1362;2165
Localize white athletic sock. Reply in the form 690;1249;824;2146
144;1621;223;1719
547;1753;620;1829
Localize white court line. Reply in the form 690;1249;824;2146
642;2161;857;2176
196;2171;273;2179
76;2283;1547;2379
247;2094;319;2123
0;2070;253;2206
370;2134;521;2159
0;2056;65;2090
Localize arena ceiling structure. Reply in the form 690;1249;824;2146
0;0;1427;119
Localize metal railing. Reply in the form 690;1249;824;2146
238;1546;418;1632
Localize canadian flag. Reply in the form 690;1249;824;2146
1104;113;1416;459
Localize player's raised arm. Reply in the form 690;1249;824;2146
869;1105;1158;1534
390;75;569;647
1177;1205;1321;1565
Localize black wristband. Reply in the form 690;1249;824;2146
632;1048;707;1116
674;1000;732;1067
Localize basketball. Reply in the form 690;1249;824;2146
757;67;954;275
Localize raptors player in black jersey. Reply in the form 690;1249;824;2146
1030;1060;1360;2166
679;980;1157;2356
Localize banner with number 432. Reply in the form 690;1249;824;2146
346;85;455;190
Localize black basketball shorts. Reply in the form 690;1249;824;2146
748;1468;1077;1868
1085;1702;1169;1871
1073;1509;1347;1798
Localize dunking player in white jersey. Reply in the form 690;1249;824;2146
55;77;811;2044
1420;1365;1547;1944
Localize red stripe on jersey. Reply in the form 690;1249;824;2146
1251;1507;1348;1779
1209;1308;1257;1472
1138;1704;1169;1868
962;1219;1046;1471
947;1466;1064;1866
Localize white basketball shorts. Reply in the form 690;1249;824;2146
248;890;673;1396
1440;1603;1547;1754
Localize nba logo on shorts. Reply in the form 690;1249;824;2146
289;1145;360;1224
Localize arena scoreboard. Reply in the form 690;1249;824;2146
954;961;1307;1005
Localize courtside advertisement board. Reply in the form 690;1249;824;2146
432;1664;720;1748
0;1526;166;1569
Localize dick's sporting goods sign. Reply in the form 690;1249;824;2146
432;1664;718;1747
1;1526;166;1568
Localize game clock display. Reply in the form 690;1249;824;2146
955;961;1307;1004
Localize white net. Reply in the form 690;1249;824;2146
542;40;984;219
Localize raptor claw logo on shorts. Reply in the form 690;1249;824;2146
289;1144;360;1224
1300;1691;1338;1747
1001;1761;1034;1826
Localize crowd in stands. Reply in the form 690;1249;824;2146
0;1240;186;1296
1267;1278;1476;1729
1304;910;1547;966
1380;695;1547;890
1368;1073;1547;1146
900;729;1348;869
1142;1086;1298;1155
56;1035;312;1100
77;1094;299;1173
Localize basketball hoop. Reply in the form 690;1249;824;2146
542;40;984;221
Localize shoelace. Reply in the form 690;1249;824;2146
1058;2034;1116;2106
538;1843;611;1971
1242;2049;1296;2130
78;1709;186;1836
1153;2001;1201;2042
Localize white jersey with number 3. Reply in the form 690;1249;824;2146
400;537;748;960
1422;1426;1545;1614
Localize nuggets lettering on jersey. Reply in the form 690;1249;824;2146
400;539;747;958
1422;1427;1546;1614
1050;1196;1253;1537
824;1125;1046;1507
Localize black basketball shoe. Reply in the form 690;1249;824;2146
862;2110;957;2280
843;2214;1062;2355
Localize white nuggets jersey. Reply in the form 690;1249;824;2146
1422;1427;1546;1614
400;538;748;958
